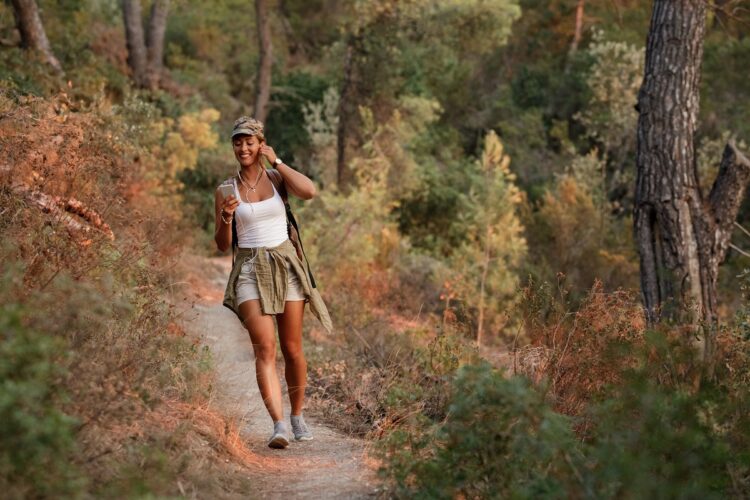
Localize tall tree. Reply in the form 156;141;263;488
121;0;170;90
145;0;170;90
334;0;520;191
634;0;750;358
569;0;585;55
254;0;273;122
10;0;62;73
336;32;363;190
468;131;526;345
122;0;148;86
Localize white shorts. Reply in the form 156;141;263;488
236;254;306;305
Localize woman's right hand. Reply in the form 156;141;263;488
215;189;239;252
222;194;240;217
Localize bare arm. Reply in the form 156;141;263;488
214;187;239;252
261;143;317;200
276;162;317;200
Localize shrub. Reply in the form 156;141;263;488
382;362;580;499
0;301;85;498
308;325;480;438
518;280;646;417
382;338;750;499
582;370;736;499
0;90;251;497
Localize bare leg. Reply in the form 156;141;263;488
239;299;283;423
278;300;306;416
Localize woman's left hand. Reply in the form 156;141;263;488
260;144;278;164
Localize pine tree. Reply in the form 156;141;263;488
453;131;527;345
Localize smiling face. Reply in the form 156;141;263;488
232;134;263;168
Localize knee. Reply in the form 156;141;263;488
281;343;305;365
253;341;276;363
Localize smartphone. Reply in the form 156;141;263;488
219;184;235;200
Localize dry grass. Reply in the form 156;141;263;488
0;90;271;497
515;280;647;417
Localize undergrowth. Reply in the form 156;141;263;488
0;89;256;498
306;266;750;498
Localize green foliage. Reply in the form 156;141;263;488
165;0;256;107
384;362;579;499
300;92;444;274
519;33;648;295
0;301;85;498
4;1;750;496
583;373;733;498
302;85;340;186
511;65;551;109
265;71;331;167
383;331;750;499
525;166;639;298
299;151;398;276
575;29;644;182
702;37;750;141
449;131;527;339
397;155;478;256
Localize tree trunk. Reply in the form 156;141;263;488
145;0;170;90
476;225;492;346
10;0;62;72
570;0;585;54
634;0;750;360
122;0;148;87
336;34;362;191
254;0;273;123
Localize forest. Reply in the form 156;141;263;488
2;0;750;498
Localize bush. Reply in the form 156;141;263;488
0;302;85;498
382;342;750;499
382;362;579;499
308;325;480;438
376;277;750;498
582;370;736;499
0;90;251;497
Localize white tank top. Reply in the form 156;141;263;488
232;176;289;248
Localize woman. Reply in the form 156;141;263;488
215;116;332;449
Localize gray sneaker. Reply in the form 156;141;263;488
290;414;313;441
268;420;290;449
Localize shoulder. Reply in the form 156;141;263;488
267;168;288;197
267;168;281;182
267;168;285;189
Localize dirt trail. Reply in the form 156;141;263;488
176;254;380;499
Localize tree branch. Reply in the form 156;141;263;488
708;139;750;261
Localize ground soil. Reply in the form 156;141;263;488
176;253;380;499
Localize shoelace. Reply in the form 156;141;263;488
291;415;310;436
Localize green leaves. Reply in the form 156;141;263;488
388;362;578;499
0;304;85;497
382;332;750;498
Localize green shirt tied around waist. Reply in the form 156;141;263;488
222;238;333;334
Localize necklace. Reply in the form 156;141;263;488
237;164;264;199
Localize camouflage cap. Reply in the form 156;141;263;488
231;116;265;140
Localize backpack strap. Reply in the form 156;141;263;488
267;168;288;202
266;168;317;289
